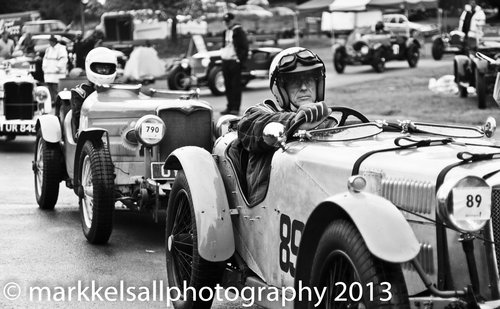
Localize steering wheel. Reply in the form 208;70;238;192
330;106;370;126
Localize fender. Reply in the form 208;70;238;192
57;89;71;101
164;146;234;262
299;191;419;264
472;57;488;74
73;128;108;195
407;37;421;49
36;115;62;143
454;54;471;82
431;34;443;43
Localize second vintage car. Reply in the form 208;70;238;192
333;26;420;73
0;57;52;141
163;106;500;309
166;34;281;95
33;84;213;244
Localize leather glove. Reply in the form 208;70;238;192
294;101;329;124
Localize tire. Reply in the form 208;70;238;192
165;170;224;309
78;140;115;244
475;69;487;109
333;49;346;74
34;131;62;210
372;50;386;73
309;219;410;309
432;39;444;60
168;66;191;91
407;45;419;68
207;66;225;96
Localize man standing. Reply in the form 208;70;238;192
42;35;68;104
220;12;249;116
0;30;15;59
459;0;486;50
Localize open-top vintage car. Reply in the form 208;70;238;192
431;30;465;60
166;34;281;95
0;57;52;141
33;84;213;244
333;26;420;73
163;106;500;308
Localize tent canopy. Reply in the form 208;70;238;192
329;0;437;11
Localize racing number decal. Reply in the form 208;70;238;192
466;194;481;208
279;214;304;277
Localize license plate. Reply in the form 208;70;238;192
0;122;36;134
453;187;491;220
151;162;177;180
29;64;36;72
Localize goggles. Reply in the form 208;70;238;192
276;49;321;73
281;71;319;88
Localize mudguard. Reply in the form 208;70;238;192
407;37;421;49
454;54;471;78
164;146;235;262
36;115;62;143
314;191;420;262
73;128;108;195
57;89;71;101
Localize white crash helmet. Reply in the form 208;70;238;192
85;47;117;85
269;47;325;110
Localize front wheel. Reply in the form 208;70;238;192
407;45;419;68
333;49;346;74
78;140;115;244
432;39;445;60
309;219;409;309
372;50;386;73
166;170;224;309
34;131;62;210
475;69;487;109
207;66;225;96
168;66;191;90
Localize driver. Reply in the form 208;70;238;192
71;47;117;139
231;47;334;204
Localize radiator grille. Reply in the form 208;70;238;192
492;189;500;272
158;107;213;161
403;243;434;274
3;81;35;120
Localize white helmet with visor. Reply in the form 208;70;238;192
85;47;117;86
269;47;325;110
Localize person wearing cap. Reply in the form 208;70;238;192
220;12;249;116
42;35;68;103
228;47;335;204
0;30;15;59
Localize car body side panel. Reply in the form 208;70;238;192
164;146;235;262
36;114;61;143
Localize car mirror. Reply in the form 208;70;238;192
263;122;286;149
483;117;496;138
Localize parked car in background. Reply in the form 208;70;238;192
332;26;420;73
382;14;439;38
21;19;81;41
0;57;52;141
431;30;465;60
166;34;281;95
454;27;500;109
33;84;213;244
164;106;500;309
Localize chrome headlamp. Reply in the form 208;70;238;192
34;86;51;113
180;59;190;69
437;176;491;233
201;57;210;68
360;45;369;55
134;115;166;146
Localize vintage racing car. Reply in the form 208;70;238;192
164;107;500;308
166;34;281;95
0;57;52;141
333;26;420;73
33;84;213;244
431;30;465;60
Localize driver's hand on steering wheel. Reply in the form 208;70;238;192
294;101;329;130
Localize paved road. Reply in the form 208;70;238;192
0;52;452;308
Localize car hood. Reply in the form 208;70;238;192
279;132;500;197
82;90;212;119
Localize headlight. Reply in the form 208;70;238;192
437;176;491;232
201;58;210;67
180;59;190;69
35;88;49;103
134;115;166;146
360;45;369;55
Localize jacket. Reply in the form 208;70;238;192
459;6;486;38
222;24;249;63
42;43;68;83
